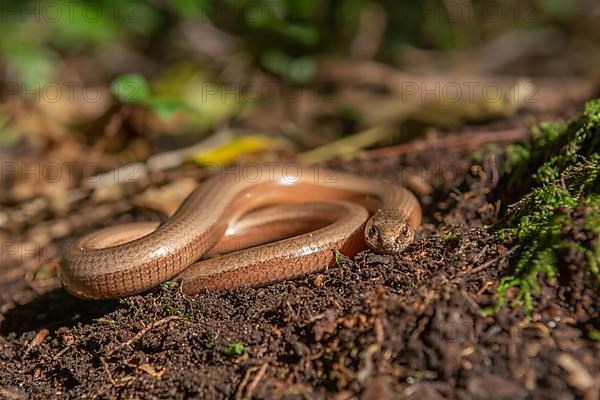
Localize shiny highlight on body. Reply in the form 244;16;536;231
59;164;422;299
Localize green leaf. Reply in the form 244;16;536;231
278;23;319;46
222;342;246;356
145;97;193;119
110;74;150;103
171;0;210;18
50;0;117;47
261;51;315;82
0;113;16;145
288;56;315;83
2;43;57;88
111;74;196;118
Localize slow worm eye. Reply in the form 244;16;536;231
368;225;378;238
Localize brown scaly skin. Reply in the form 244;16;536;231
60;164;422;299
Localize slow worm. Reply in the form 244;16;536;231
60;164;422;299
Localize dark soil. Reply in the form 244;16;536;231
1;119;599;399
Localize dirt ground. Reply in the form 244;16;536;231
1;108;599;399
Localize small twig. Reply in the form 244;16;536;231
146;129;234;172
52;346;70;361
461;245;521;276
235;365;259;400
357;344;380;384
245;362;269;400
313;59;413;91
477;281;494;296
298;126;395;163
356;127;527;160
112;316;183;353
23;328;48;357
100;356;119;387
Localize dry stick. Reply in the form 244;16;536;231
235;362;269;400
100;356;119;387
460;245;521;277
52;346;70;361
355;127;528;160
298;98;422;163
298;126;395;163
235;365;259;400
146;129;234;172
245;362;269;400
111;316;184;354
23;328;49;357
314;59;413;91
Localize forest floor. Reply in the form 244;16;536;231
1;102;599;400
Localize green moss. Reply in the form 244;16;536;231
494;99;600;312
335;250;344;267
160;280;177;289
222;342;247;356
589;329;600;341
163;298;191;321
441;232;460;243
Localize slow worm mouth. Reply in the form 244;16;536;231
60;164;421;299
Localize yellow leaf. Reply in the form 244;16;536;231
188;135;280;165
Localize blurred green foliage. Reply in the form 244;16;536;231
0;0;590;86
111;73;194;118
